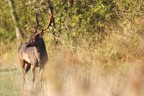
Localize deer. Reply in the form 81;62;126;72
18;13;49;87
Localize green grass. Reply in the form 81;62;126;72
0;69;21;96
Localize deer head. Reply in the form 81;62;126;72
27;13;45;47
28;31;44;46
27;12;54;47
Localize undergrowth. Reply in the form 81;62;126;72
0;20;144;96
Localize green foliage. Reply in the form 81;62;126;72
1;2;144;95
0;0;143;43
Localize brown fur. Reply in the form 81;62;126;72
18;33;48;87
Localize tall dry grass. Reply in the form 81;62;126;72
1;20;144;96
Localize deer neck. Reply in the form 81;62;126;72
34;45;47;64
34;45;46;54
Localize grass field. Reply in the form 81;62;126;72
0;46;144;96
1;21;144;96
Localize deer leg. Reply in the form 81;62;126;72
22;68;26;88
25;63;31;73
20;60;26;88
39;65;44;82
31;65;36;82
39;65;45;88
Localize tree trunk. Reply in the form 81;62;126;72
7;0;23;39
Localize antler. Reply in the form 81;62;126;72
40;12;54;32
33;13;41;33
31;12;53;36
35;12;42;28
48;13;54;27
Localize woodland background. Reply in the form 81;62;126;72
0;0;144;96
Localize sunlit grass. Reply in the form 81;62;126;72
0;21;144;96
0;69;21;96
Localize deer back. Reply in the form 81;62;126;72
18;34;48;66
